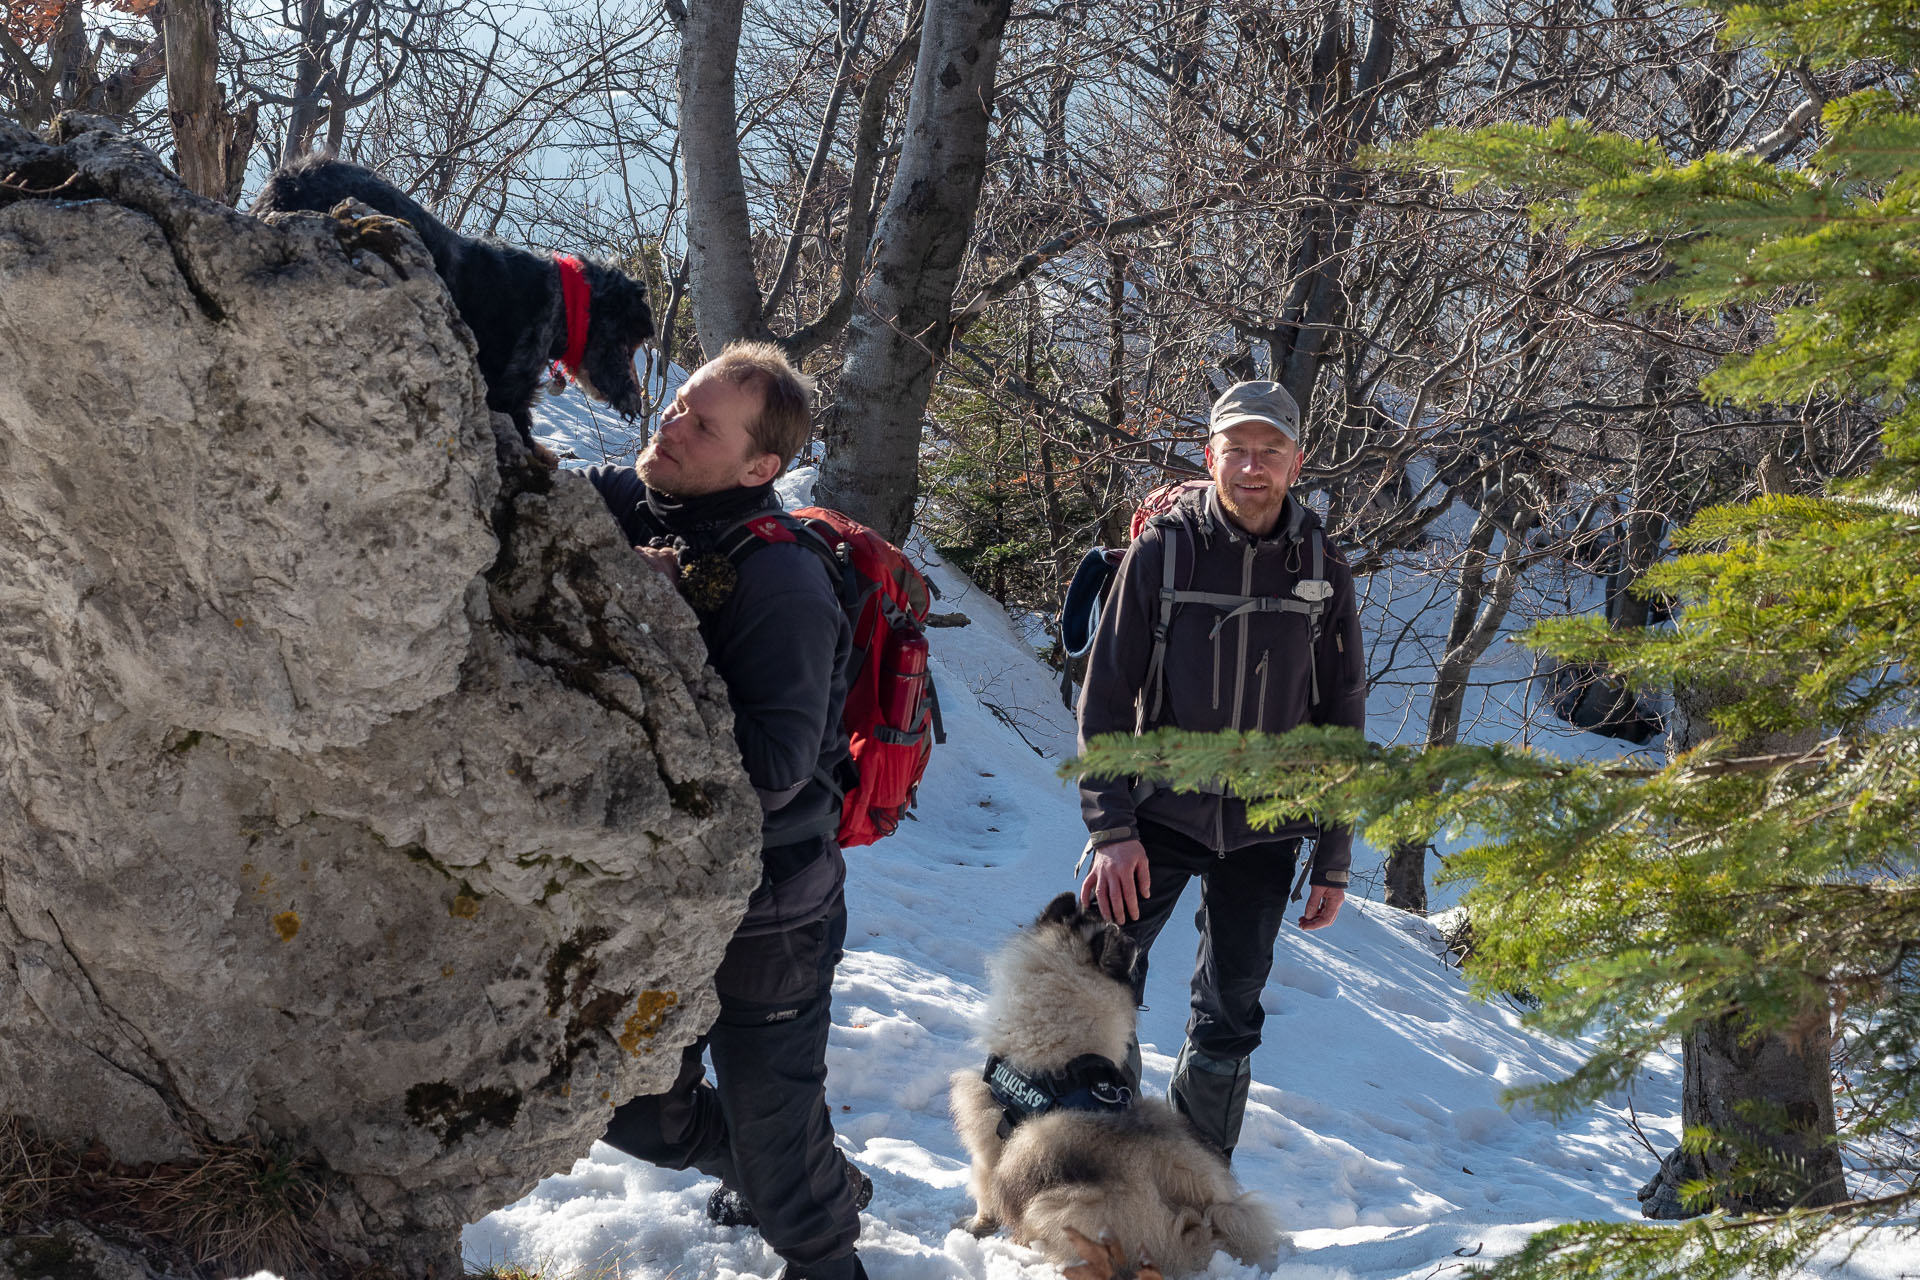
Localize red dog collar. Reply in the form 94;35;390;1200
553;254;590;374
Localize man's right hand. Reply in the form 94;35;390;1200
1079;839;1150;924
634;544;679;580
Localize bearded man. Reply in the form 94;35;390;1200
1075;380;1367;1160
587;342;870;1280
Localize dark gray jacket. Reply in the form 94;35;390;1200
1076;487;1365;886
586;466;852;929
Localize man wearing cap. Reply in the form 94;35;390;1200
1075;379;1367;1159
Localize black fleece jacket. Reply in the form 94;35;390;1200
586;466;853;928
1076;487;1366;886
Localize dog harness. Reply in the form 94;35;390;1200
553;253;591;375
983;1053;1134;1140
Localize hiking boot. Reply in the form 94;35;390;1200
706;1160;873;1229
706;1181;758;1227
847;1161;874;1212
1169;1041;1251;1161
779;1255;868;1280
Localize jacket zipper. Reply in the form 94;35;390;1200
1229;540;1254;729
1254;650;1270;731
1217;540;1257;856
1212;630;1222;711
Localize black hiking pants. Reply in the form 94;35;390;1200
1114;821;1300;1063
603;892;858;1277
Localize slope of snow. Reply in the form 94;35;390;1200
469;416;1912;1278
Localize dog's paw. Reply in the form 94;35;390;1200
326;201;417;277
958;1211;999;1237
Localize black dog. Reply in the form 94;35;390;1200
252;155;653;450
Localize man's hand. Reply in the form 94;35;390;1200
1061;1227;1163;1280
1299;884;1344;931
1080;839;1150;924
634;545;679;581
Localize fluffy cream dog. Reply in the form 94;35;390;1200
949;893;1280;1276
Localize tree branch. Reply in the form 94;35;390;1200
764;0;880;318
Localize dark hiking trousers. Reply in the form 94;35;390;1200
1101;821;1300;1155
603;895;859;1279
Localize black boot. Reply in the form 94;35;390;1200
706;1160;873;1228
1168;1040;1251;1160
705;1181;757;1227
778;1255;867;1280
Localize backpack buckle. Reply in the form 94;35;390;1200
1293;579;1333;603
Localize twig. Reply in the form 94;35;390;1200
1624;1095;1661;1160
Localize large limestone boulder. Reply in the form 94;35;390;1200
0;119;761;1276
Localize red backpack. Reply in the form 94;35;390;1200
718;507;942;847
1058;479;1212;663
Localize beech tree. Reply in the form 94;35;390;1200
672;0;1014;542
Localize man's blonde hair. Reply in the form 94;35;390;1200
707;340;816;467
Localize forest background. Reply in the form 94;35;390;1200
3;0;1915;1276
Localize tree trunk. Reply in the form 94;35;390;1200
87;27;171;124
1682;1009;1846;1212
282;0;330;161
163;0;232;201
1271;2;1395;415
815;0;1014;543
1643;684;1847;1215
1385;506;1530;912
1383;849;1429;914
677;0;771;354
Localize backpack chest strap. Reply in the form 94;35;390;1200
1186;593;1325;640
1139;520;1333;727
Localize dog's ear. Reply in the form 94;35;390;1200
1037;892;1080;928
1086;924;1137;987
581;260;654;342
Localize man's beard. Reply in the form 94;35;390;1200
1216;482;1285;532
636;446;668;490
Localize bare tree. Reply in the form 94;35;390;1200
0;0;166;132
813;0;1012;539
163;0;253;200
675;0;770;348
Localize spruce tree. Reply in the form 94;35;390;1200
1076;0;1920;1273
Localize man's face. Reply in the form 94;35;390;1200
637;363;781;496
1205;420;1303;536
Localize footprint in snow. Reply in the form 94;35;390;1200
1270;959;1339;999
1372;985;1450;1023
1437;1033;1501;1074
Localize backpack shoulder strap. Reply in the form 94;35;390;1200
1139;516;1188;731
713;511;847;603
1306;526;1327;705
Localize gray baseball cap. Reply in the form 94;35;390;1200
1209;380;1300;441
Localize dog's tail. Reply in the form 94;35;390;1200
1206;1192;1284;1268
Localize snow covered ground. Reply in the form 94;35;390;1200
463;390;1918;1279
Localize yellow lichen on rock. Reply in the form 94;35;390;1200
273;911;301;942
618;990;679;1055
